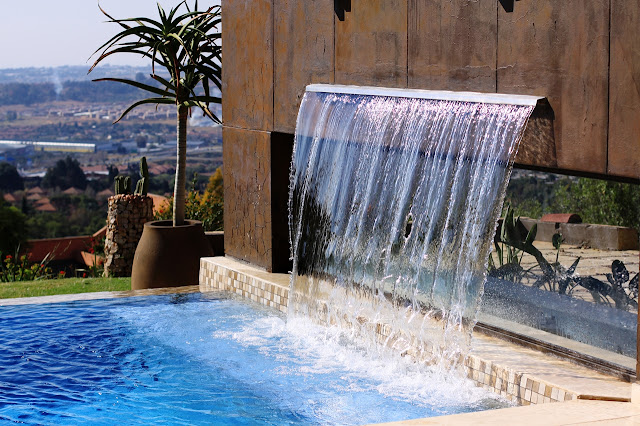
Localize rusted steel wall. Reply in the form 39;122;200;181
222;0;273;131
221;0;640;270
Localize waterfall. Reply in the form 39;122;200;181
288;87;535;365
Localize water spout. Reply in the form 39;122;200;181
288;84;539;366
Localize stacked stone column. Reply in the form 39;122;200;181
104;194;154;277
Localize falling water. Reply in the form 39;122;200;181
288;90;534;366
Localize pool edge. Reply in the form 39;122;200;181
0;285;201;306
199;256;633;412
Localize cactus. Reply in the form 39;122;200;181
123;176;132;194
115;175;132;195
135;157;149;196
115;157;150;196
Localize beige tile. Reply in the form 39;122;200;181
557;389;566;401
371;400;640;425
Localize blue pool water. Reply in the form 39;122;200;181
0;293;505;424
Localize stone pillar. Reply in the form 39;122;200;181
222;128;293;273
104;194;154;277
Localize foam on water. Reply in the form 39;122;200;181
115;295;503;415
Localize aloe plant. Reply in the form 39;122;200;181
491;206;638;310
90;1;221;226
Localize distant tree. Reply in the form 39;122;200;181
0;162;24;192
5;110;17;121
504;173;563;219
41;156;87;190
205;167;223;203
148;175;171;194
25;194;107;239
108;165;119;183
0;82;56;105
553;177;640;230
136;135;148;148
0;200;27;254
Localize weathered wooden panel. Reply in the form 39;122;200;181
222;0;273;131
335;0;407;88
608;0;640;179
517;100;557;169
408;0;497;92
274;0;334;134
498;0;609;174
223;126;273;270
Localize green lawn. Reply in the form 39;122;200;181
0;277;131;299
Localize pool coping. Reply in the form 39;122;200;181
0;285;201;306
199;256;633;408
371;399;640;425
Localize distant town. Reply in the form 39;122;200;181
0;65;222;183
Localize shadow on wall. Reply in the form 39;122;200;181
499;0;515;13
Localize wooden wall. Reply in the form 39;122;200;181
221;0;640;270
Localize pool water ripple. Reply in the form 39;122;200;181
0;293;506;424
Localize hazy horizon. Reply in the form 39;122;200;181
0;1;217;69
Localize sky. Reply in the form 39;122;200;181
0;1;216;69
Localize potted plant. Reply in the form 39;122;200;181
90;1;220;289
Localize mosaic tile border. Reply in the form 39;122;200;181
199;256;585;406
199;258;288;313
463;355;576;405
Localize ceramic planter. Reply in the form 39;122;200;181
131;219;214;290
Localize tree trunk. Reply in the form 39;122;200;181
173;104;188;226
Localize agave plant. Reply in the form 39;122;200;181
90;1;221;226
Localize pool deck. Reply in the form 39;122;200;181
373;399;640;425
0;285;201;306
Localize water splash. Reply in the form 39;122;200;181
288;91;534;366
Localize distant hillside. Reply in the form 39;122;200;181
0;68;220;106
0;65;153;84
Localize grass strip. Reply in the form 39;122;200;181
0;277;131;299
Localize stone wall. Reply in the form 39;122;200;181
104;194;154;277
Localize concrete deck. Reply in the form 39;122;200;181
0;285;201;306
374;400;640;425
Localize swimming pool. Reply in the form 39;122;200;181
0;292;506;424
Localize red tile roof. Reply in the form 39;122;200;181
148;193;170;215
35;202;56;212
23;226;107;266
26;187;45;195
62;187;83;195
